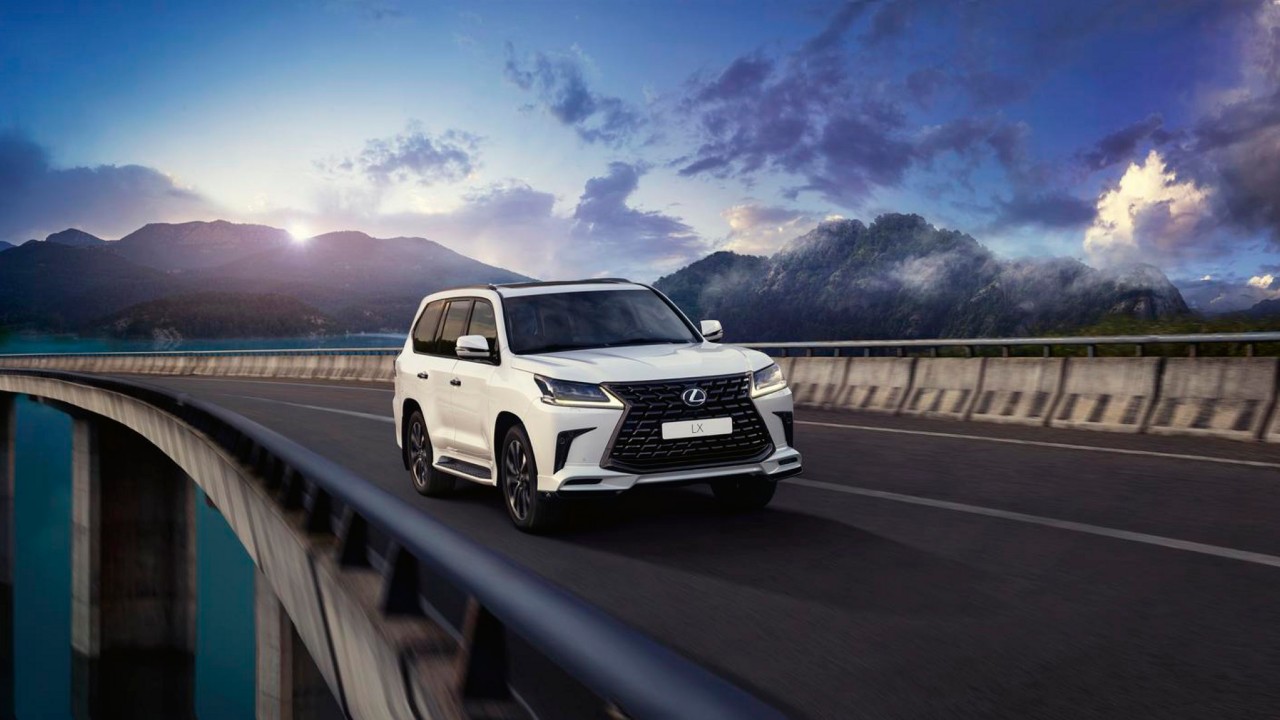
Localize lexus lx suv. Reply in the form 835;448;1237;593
393;279;802;532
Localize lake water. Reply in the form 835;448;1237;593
3;336;389;718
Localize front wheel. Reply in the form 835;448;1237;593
500;425;562;533
712;476;777;511
406;410;454;497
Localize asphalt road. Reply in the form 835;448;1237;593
122;375;1280;719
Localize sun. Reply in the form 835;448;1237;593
287;223;311;243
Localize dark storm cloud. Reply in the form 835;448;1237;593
504;43;642;146
1078;114;1168;171
322;122;479;186
0;132;216;244
1188;91;1280;242
959;71;1030;109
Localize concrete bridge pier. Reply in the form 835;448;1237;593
0;395;14;720
255;569;343;720
70;414;196;719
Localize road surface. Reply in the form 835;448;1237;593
117;375;1280;719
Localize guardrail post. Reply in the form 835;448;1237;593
1247;342;1256;358
963;346;973;358
833;348;842;358
862;348;871;358
804;347;814;357
1135;344;1144;357
928;347;938;358
895;347;904;358
1188;343;1198;358
456;599;510;702
1087;345;1096;358
1043;345;1051;358
1001;346;1010;358
337;508;370;567
381;544;422;616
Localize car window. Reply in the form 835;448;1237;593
434;299;473;357
467;300;498;354
411;300;445;354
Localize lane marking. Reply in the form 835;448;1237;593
797;420;1280;470
146;376;392;393
783;476;1280;566
785;477;1280;568
228;394;394;424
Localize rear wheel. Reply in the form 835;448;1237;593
500;424;562;533
406;410;454;497
712;476;776;511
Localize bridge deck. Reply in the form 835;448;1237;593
116;375;1280;720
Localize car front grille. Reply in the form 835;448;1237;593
602;373;773;473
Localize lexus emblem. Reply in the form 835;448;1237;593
681;387;707;407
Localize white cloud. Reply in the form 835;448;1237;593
721;203;822;255
1083;150;1213;267
1248;273;1275;289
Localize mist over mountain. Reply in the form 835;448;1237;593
45;228;106;247
655;214;1190;342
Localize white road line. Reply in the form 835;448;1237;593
785;477;1280;569
229;394;394;423
796;419;1280;470
158;376;392;392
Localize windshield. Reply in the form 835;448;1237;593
502;288;699;354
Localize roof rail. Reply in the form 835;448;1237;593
494;278;634;289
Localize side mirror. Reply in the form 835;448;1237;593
700;319;724;343
456;335;493;360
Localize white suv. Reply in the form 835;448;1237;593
393;279;801;532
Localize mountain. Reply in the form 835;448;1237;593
110;220;292;271
202;230;530;328
94;292;341;339
0;241;12;253
0;220;530;334
46;228;106;247
0;240;178;329
1246;298;1280;318
654;214;1189;341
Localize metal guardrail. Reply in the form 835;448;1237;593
1;369;784;720
0;347;399;358
740;332;1280;358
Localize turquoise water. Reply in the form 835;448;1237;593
6;336;354;718
0;333;404;355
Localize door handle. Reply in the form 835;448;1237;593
417;372;429;380
450;378;462;387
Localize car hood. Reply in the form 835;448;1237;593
508;342;772;384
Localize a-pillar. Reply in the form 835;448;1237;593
0;394;14;720
255;568;342;720
71;415;196;719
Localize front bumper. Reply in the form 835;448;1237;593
531;386;800;493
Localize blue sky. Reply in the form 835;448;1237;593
3;0;1280;309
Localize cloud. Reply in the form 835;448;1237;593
1083;150;1214;267
320;122;479;187
991;191;1096;230
720;203;822;255
0;132;218;244
676;2;1036;209
1078;114;1169;171
503;43;642;146
570;162;707;276
1176;273;1280;313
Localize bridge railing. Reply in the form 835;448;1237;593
1;369;783;720
740;331;1280;358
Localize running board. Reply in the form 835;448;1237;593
436;456;493;480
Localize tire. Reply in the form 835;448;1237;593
499;424;562;533
712;476;777;511
405;409;455;497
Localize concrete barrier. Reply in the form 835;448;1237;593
820;357;915;413
784;357;849;408
900;358;984;419
969;358;1064;426
1150;358;1278;441
0;352;398;384
1051;358;1161;433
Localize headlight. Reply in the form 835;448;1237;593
751;363;786;397
534;375;622;407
